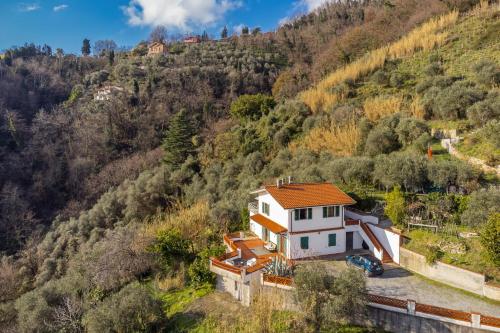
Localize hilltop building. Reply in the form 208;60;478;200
147;41;168;56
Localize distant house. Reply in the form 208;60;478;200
183;36;201;44
94;85;124;101
147;41;168;56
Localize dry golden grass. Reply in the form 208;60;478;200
202;289;302;333
300;11;459;112
299;120;361;157
409;96;426;119
300;89;339;113
363;95;403;122
142;201;212;251
155;265;186;291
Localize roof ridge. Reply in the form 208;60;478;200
264;181;334;187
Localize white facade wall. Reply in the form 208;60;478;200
257;193;290;230
291;206;344;232
368;224;401;263
352;231;364;249
289;230;346;259
345;208;379;224
250;220;279;244
250;220;263;238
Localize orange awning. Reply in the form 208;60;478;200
250;214;287;234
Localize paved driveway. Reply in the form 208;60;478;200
303;259;500;317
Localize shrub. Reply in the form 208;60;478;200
84;282;165;333
431;81;486;119
472;59;500;86
461;188;500;228
395;117;430;147
480;213;500;266
425;245;444;264
230;94;275;121
364;125;400;156
424;62;444;76
188;246;225;286
370;69;388;85
466;91;500;127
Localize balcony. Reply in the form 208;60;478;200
248;201;258;214
210;231;281;277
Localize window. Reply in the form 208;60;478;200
328;234;337;247
300;236;309;249
261;202;270;216
294;208;312;220
323;206;340;218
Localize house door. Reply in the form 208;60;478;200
263;228;269;242
346;232;353;251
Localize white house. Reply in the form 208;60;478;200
249;180;356;259
209;179;401;305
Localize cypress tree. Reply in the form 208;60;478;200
221;25;228;39
81;38;91;56
162;109;195;169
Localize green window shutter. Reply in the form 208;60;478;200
307;208;312;219
328;234;336;247
323;207;327;218
300;236;309;249
294;210;299;220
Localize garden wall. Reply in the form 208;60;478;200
361;306;496;333
399;248;500;301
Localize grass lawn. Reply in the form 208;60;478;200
157;284;214;332
404;229;499;283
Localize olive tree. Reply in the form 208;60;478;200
294;263;366;332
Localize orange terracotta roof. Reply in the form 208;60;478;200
250;214;287;234
264;182;355;209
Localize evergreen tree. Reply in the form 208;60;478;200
221;25;228;39
108;49;115;66
385;186;406;226
3;50;12;66
241;26;249;35
133;79;139;95
201;30;209;41
81;38;91;56
162;109;195;169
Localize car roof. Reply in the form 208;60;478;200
361;254;380;262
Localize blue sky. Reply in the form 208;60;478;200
0;0;327;54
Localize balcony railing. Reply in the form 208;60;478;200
248;201;258;214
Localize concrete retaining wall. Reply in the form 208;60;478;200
361;306;494;333
368;224;401;264
400;248;500;301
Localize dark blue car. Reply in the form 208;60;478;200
346;254;384;277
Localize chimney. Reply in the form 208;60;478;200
288;176;293;184
276;178;281;188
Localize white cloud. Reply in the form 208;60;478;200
233;23;245;34
301;0;329;12
19;3;40;12
53;4;69;12
123;0;242;31
278;0;330;26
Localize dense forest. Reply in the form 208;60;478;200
0;0;498;332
